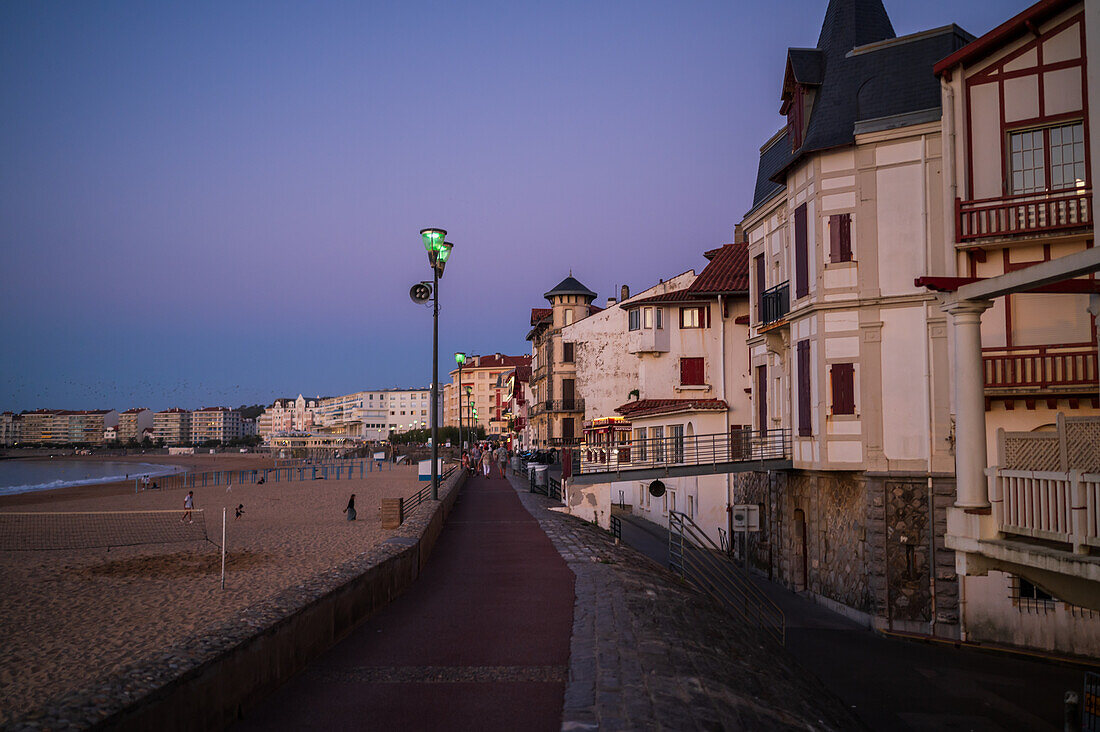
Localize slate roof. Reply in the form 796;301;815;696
687;242;749;296
544;275;597;301
787;49;824;86
748;0;975;214
615;398;729;419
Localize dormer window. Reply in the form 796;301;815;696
784;84;806;151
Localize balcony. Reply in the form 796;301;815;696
983;345;1097;395
548;436;583;447
575;428;791;481
956;189;1092;244
532;364;548;382
541;399;585;413
760;282;790;328
628;327;670;354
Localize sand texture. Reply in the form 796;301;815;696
0;460;426;725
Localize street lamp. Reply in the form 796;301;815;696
418;227;452;501
455;352;468;451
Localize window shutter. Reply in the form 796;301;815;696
839;214;852;261
797;340;811;436
755;255;765;322
680;358;704;386
563;342;574;363
831;363;854;415
794;204;808;298
756;365;768;430
829;215;841;262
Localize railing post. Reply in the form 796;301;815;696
1072;470;1088;555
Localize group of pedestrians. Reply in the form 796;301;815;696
461;442;509;479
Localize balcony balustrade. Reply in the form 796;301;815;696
578;428;790;474
541;398;584;413
983;345;1097;393
532;364;548;382
547;436;583;447
761;282;790;327
956;188;1092;243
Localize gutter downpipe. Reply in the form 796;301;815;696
720;295;732;524
921;132;938;639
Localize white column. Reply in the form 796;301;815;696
945;299;994;510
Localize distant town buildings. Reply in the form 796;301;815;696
116;408;153;443
443;354;532;437
153;408;192;445
190;407;244;445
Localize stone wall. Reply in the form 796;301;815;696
732;470;958;637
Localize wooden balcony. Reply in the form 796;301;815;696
956;188;1091;243
983;345;1097;395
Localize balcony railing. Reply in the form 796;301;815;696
548;436;583;447
578;428;790;474
956;188;1092;243
983;345;1097;392
761;282;790;327
532;364;548;382
541;399;584;413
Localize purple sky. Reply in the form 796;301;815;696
1;0;1033;412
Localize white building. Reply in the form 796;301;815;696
191;407;244;445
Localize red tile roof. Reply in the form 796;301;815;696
687;242;749;295
622;289;710;307
530;308;552;325
474;354;531;368
614;398;729;418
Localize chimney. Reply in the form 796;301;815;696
734;223;744;243
620;284;630;301
606;297;617;307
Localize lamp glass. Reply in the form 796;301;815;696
420;228;447;253
455;352;466;364
438;241;454;263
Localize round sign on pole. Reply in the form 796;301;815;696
648;479;666;498
409;282;432;304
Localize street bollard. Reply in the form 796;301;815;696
1065;690;1080;732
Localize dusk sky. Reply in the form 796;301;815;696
1;0;1033;413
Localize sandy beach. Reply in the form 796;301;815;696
0;458;430;725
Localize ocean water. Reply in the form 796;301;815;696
0;460;185;497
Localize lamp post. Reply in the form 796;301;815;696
455;352;468;451
419;228;452;501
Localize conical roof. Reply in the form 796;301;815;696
543;275;596;302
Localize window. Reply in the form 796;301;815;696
831;363;855;415
643;307;653;329
794;203;808;298
650;426;665;461
669;424;684;462
634;427;647;461
1011;574;1056;614
754;254;765;322
680;357;705;386
829;214;852;263
656;308;663;329
797;340;812;436
628;309;641;331
1010;122;1086;194
679;306;709;329
562;342;574;363
564;309;574;326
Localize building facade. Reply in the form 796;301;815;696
117;408;153;443
190;407;244;444
153;408;192;445
444;354;532;438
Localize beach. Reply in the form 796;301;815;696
0;458;428;725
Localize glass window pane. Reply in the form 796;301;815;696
1051;127;1061;145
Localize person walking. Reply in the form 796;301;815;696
181;491;194;524
479;448;493;477
234;504;245;520
461;451;471;475
344;494;357;521
496;444;508;478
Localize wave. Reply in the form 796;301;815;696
0;464;187;497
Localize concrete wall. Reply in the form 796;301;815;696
101;469;468;732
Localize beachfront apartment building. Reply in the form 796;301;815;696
925;0;1100;657
443;354;532;438
0;412;19;446
153;408;191;445
261;395;322;440
190;407;244;445
527;277;603;448
116;408;153;443
562;243;753;540
258;388;434;443
312;391;392;442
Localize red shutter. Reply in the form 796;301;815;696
839;213;852;261
797;340;811;436
680;357;705;386
754;254;765;322
829;215;841;262
756;365;768;431
831;363;855;415
794;204;808;298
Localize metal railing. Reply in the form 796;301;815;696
983;345;1097;391
578;428;790;474
669;510;784;645
956;189;1092;242
541;399;585;413
548;476;562;502
404;465;458;515
547;437;583;447
610;514;622;542
761;281;790;326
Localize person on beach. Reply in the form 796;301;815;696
480;447;493;477
344;494;357;521
234;504;244;520
181;491;194;524
496;444;508;478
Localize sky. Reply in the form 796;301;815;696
0;0;1035;413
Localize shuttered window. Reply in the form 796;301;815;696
754;254;765;322
797;340;811;436
562;342;575;363
830;363;855;415
794;204;808;298
679;306;710;329
756;365;768;430
680;357;705;386
829;214;852;263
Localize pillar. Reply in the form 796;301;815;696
1089;294;1100;385
944;299;993;510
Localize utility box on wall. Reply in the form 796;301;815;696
732;504;761;532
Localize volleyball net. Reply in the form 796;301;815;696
0;509;217;551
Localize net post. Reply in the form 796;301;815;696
221;507;226;590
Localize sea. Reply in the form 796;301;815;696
0;459;185;497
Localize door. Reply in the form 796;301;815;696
562;417;575;442
562;379;575;411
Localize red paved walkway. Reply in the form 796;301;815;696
237;471;575;731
